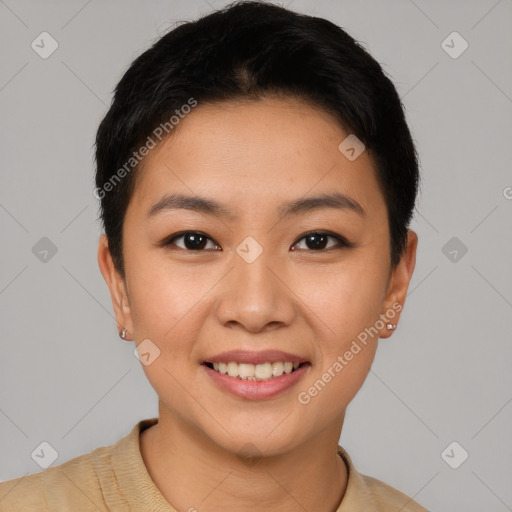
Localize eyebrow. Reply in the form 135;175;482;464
146;192;365;220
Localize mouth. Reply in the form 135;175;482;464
201;350;311;400
203;361;309;381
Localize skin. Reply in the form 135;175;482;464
98;96;417;512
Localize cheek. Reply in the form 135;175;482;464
126;257;217;393
295;275;381;418
127;256;210;342
126;262;211;417
294;257;387;345
292;260;384;400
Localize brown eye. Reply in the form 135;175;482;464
291;231;350;251
164;231;220;251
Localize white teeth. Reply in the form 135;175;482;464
227;362;238;377
254;362;272;380
208;361;304;381
272;362;284;377
238;363;255;379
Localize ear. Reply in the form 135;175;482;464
379;229;418;339
97;234;134;341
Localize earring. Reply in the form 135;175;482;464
386;324;397;331
120;327;128;340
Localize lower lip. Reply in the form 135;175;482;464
202;363;310;400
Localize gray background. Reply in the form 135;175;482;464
1;0;511;510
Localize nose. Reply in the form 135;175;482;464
214;247;296;334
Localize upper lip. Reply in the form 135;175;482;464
203;350;309;365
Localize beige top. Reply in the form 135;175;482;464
0;417;429;511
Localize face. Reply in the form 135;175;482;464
99;96;417;457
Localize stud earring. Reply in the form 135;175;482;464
386;324;397;331
120;327;128;340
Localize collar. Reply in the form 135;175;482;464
98;418;385;511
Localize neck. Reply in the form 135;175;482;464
140;403;348;512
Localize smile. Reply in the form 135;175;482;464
204;361;305;381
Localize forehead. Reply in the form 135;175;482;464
127;97;386;221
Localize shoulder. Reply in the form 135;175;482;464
0;450;105;512
337;446;430;512
358;472;430;511
0;419;156;512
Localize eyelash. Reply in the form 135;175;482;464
161;230;353;252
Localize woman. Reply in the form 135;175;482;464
0;1;427;510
